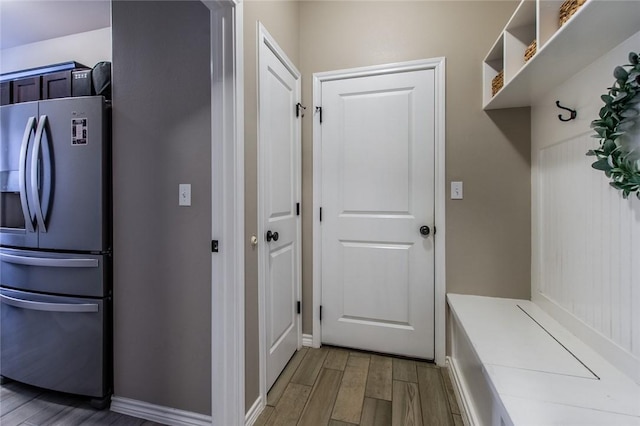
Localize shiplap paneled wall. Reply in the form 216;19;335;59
538;134;639;357
531;30;640;384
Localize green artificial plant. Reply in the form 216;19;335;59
588;51;640;199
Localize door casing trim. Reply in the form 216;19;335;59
257;21;303;409
206;0;245;424
311;58;447;365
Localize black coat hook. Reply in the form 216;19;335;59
556;101;577;122
296;102;306;118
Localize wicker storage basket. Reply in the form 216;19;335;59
492;70;504;96
524;40;537;62
559;0;586;27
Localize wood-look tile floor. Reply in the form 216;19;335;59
255;347;463;426
0;381;165;426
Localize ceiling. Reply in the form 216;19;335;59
0;0;111;50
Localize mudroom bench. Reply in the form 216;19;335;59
447;294;640;426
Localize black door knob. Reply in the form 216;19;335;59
266;230;279;242
419;225;430;236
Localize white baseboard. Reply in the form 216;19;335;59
244;396;264;426
302;333;313;347
110;396;211;426
446;356;475;426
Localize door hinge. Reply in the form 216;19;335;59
296;202;300;216
297;301;301;314
211;240;219;253
296;102;306;118
319;305;323;321
315;106;323;123
319;207;323;222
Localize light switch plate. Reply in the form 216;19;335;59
451;181;463;200
179;184;191;206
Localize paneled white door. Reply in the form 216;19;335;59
258;26;302;391
320;67;436;359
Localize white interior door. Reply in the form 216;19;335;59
320;67;436;359
258;25;302;391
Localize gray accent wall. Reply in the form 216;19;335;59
111;1;212;415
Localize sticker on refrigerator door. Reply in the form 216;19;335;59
71;118;88;145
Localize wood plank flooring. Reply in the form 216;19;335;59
255;347;462;426
1;347;463;426
0;381;164;426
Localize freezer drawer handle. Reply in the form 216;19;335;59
0;294;99;313
19;116;37;233
0;253;99;268
31;115;48;233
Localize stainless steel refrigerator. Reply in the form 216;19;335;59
0;96;111;408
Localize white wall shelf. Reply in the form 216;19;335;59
483;0;640;110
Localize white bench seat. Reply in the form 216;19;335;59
447;294;640;425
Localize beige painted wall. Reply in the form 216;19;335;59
298;1;532;334
243;0;531;412
244;0;300;410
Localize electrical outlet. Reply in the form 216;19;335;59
451;181;463;200
179;184;191;206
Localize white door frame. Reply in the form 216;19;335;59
311;58;447;366
206;0;245;425
256;21;303;407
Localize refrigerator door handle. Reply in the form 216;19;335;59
31;115;48;233
19;116;37;232
0;294;99;313
0;252;99;268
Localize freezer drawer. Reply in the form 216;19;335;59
0;288;110;398
0;248;108;297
